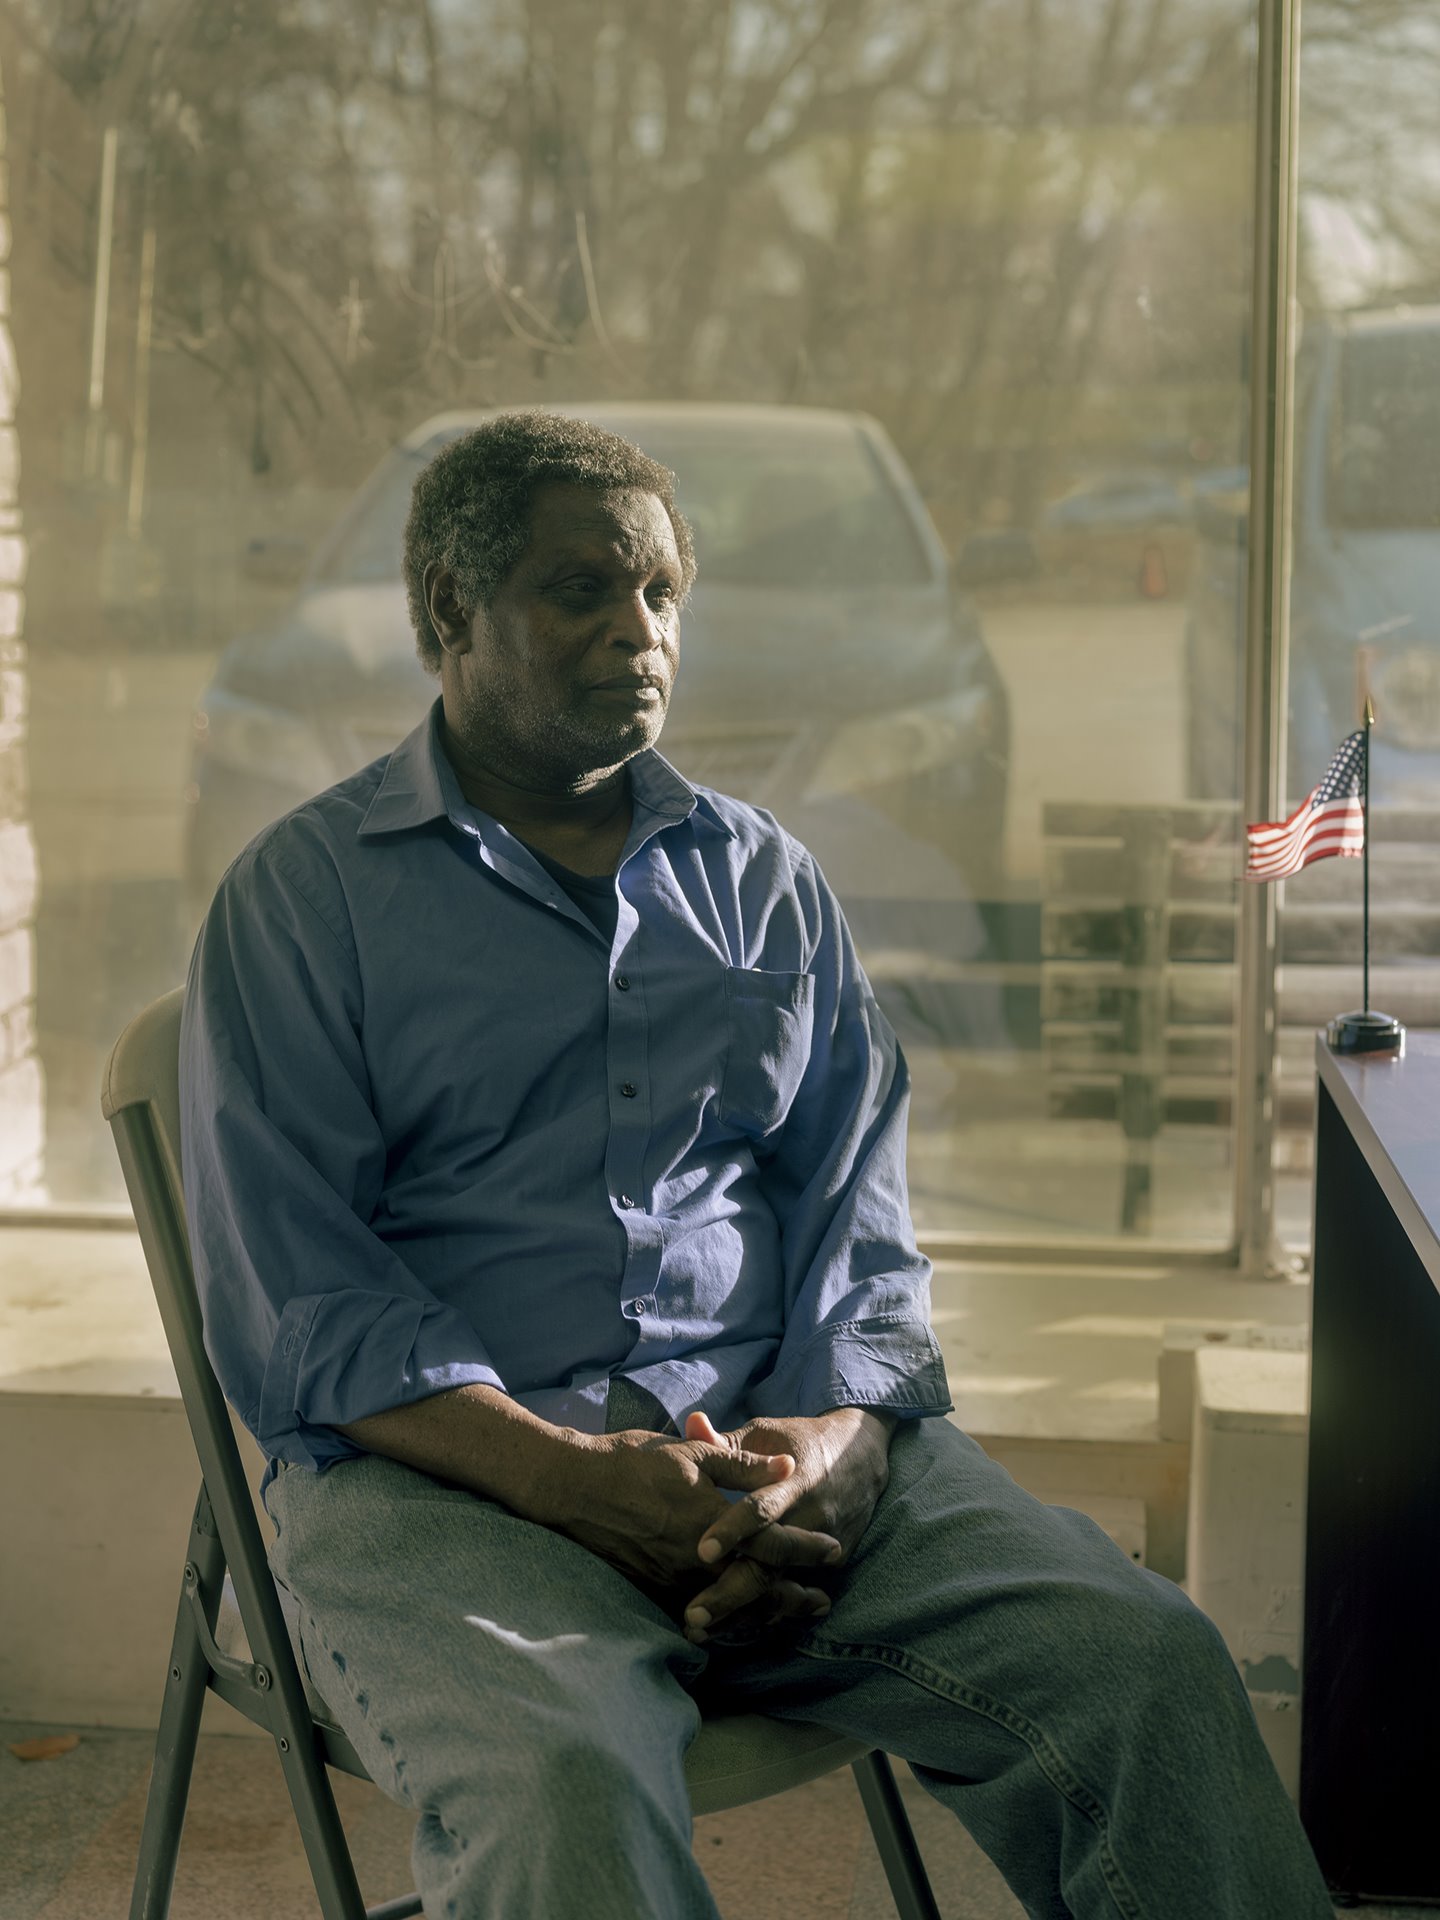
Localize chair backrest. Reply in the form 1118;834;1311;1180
101;988;314;1732
101;986;186;1230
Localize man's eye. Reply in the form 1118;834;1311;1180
648;583;678;605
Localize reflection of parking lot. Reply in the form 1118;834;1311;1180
26;594;1193;1212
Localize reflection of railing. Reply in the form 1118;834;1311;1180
1041;801;1440;1233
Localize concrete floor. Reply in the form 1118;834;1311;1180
2;1717;1426;1919
3;1719;1026;1920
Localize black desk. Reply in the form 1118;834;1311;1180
1302;1033;1440;1904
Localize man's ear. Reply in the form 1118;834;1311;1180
424;563;473;655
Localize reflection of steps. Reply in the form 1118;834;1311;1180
1041;804;1440;1132
1040;801;1440;1230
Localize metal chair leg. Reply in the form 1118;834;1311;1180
129;1491;225;1920
213;1563;368;1919
131;1484;375;1920
273;1721;371;1920
853;1750;944;1920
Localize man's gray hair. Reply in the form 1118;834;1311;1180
403;410;697;671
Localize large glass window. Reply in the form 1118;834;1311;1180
1255;5;1440;1245
5;1;1269;1242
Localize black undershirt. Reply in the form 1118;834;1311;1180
527;844;621;946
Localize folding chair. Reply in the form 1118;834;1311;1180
102;987;943;1920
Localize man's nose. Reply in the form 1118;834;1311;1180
607;591;669;654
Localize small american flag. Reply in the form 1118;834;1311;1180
1245;730;1366;881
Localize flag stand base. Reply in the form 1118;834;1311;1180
1326;1009;1406;1055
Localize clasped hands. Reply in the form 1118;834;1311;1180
564;1407;893;1645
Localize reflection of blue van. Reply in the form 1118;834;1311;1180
1187;305;1440;804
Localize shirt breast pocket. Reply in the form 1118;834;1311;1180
718;968;816;1138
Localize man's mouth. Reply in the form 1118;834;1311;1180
588;676;665;700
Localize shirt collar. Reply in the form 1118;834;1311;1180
357;698;735;842
355;700;453;836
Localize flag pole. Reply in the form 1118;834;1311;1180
1327;696;1403;1055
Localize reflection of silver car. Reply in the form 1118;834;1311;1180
185;404;1011;1038
1187;307;1440;803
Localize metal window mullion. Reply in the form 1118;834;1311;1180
1234;0;1303;1276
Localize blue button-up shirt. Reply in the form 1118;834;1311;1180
181;701;952;1471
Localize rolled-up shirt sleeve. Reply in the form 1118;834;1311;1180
181;835;504;1470
747;847;954;1425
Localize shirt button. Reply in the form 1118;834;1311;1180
618;1194;634;1209
620;1082;637;1098
633;1299;647;1315
615;974;631;991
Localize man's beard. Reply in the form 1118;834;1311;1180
461;674;669;790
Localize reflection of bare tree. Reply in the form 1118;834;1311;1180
10;0;1259;516
12;0;1440;523
1300;2;1440;311
846;0;1256;520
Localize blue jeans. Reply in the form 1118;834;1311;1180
263;1413;1333;1920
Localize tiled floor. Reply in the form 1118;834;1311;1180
1;1718;1425;1919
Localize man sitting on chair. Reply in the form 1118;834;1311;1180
182;411;1331;1919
